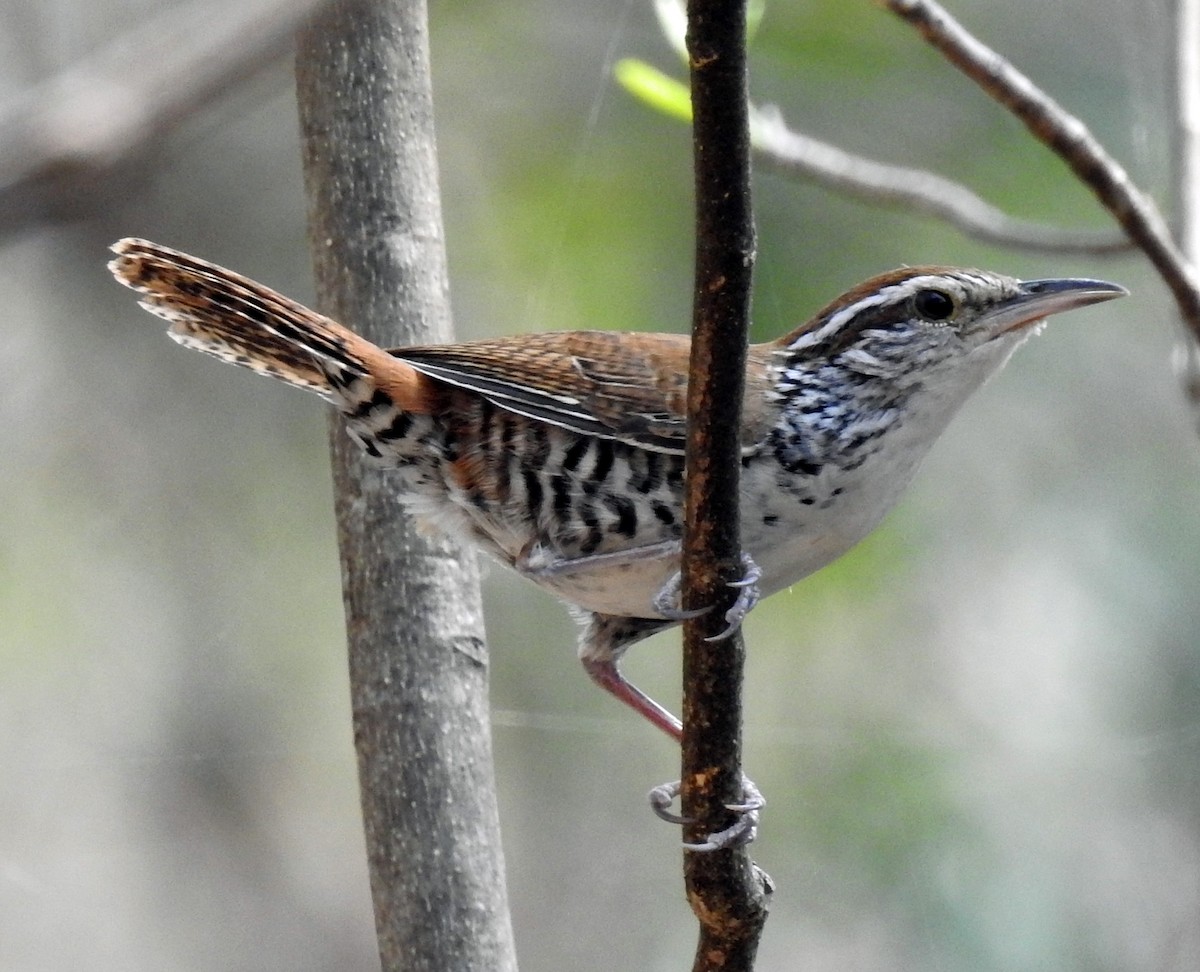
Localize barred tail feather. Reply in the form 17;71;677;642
108;238;438;415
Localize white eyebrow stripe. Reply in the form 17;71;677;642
784;272;991;352
787;291;888;351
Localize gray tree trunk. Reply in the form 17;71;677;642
294;3;518;970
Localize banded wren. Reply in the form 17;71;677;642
109;239;1125;740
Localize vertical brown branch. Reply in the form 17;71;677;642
682;0;771;969
294;2;518;970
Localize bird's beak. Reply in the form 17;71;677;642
989;277;1128;336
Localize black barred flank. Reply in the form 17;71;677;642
551;474;572;523
604;494;639;538
375;412;414;442
562;436;591;472
523;470;544;518
591;439;614;484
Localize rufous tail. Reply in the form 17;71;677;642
107;239;438;414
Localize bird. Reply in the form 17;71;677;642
108;238;1126;742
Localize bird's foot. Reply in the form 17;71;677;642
649;775;765;852
706;553;762;642
651;552;762;636
650;571;709;621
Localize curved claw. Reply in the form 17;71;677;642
705;553;762;643
683;812;759;852
651;571;711;622
649;781;693;825
721;777;765;815
649;776;765;852
653;554;762;634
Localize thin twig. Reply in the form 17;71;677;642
883;0;1200;347
681;0;772;969
0;0;327;238
753;105;1131;254
1172;0;1200;408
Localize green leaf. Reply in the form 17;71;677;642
613;59;693;123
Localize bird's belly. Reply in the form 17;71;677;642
530;509;877;619
738;457;916;598
746;512;872;597
532;558;680;619
513;463;917;619
518;490;894;619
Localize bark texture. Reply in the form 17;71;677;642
681;0;772;969
295;4;518;970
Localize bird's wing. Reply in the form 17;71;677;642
394;331;779;455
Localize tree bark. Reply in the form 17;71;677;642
681;0;772;969
295;3;518;970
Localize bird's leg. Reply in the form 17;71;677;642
525;541;767;849
645;554;765;851
581;612;763;851
578;613;681;740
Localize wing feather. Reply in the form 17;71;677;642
393;331;694;453
393;331;781;455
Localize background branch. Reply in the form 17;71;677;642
681;0;771;969
295;2;517;969
1173;0;1200;407
885;0;1200;403
618;9;1130;255
752;106;1131;255
0;0;326;239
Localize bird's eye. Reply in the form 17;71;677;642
913;288;956;322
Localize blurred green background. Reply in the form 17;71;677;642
1;0;1195;969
